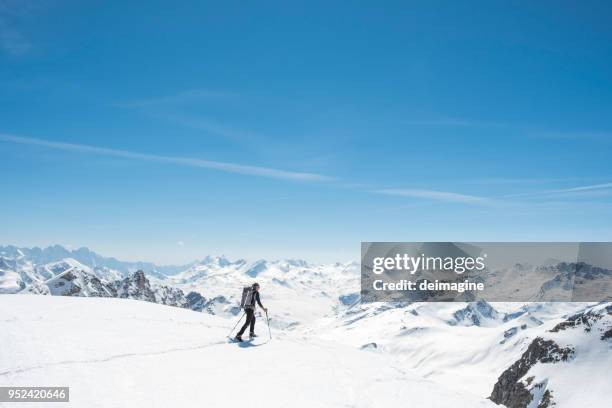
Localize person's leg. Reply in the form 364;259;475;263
249;312;256;335
237;309;253;336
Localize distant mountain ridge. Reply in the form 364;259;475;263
0;245;237;313
9;256;218;312
0;245;318;278
0;244;358;321
0;244;193;277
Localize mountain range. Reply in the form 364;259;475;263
1;244;611;407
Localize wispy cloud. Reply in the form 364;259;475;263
547;182;612;194
11;134;598;206
117;89;237;108
373;188;487;203
505;182;612;198
0;134;333;182
0;134;496;204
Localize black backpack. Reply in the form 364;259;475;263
240;286;254;309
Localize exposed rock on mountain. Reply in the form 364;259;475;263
449;300;502;327
185;291;206;311
47;268;117;297
490;337;574;408
114;270;199;309
549;303;612;333
490;302;612;408
115;270;157;302
2;256;208;312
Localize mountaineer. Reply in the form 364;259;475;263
235;283;267;342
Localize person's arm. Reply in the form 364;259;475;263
256;292;265;309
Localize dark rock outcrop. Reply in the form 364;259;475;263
550;304;612;334
449;300;500;326
46;268;117;297
186;291;206;311
114;270;157;302
114;270;208;310
538;390;554;408
490;337;574;408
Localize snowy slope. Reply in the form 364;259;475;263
0;295;495;408
309;300;611;406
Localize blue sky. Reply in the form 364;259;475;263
1;1;612;264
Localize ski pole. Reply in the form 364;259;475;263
227;311;245;338
265;309;272;340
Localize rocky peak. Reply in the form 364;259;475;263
115;270;155;301
490;337;574;408
132;270;148;290
449;300;501;327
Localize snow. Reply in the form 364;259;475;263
1;295;610;407
0;269;21;293
308;300;610;404
0;295;495;408
2;246;612;407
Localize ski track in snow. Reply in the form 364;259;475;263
0;340;227;377
1;295;500;408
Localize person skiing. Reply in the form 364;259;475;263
235;283;267;342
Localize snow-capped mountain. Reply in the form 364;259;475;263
475;261;612;302
0;248;125;293
0;245;359;322
0;250;210;311
0;244;191;281
449;299;503;327
158;256;360;324
45;261;116;297
0;256;112;294
1;246;358;321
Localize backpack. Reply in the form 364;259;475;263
240;286;254;309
